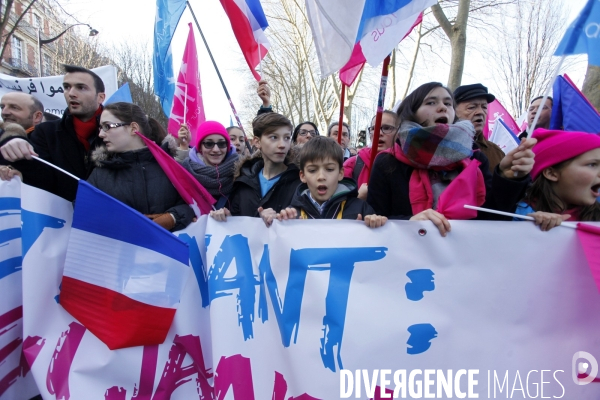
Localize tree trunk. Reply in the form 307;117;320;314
447;24;467;90
583;64;600;112
431;0;471;91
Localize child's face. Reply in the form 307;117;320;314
198;134;228;167
300;157;344;205
228;128;246;155
255;126;292;165
415;87;455;127
547;148;600;207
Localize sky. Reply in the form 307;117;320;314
58;0;590;127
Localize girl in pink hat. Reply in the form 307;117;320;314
515;129;600;230
177;121;239;209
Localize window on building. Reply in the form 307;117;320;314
11;37;23;65
43;53;52;76
33;14;42;29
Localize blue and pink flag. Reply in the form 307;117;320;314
168;23;206;144
220;0;270;80
550;74;600;133
307;0;435;79
483;99;520;140
554;0;600;66
60;181;190;350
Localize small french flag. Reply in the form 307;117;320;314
220;0;270;80
60;181;190;350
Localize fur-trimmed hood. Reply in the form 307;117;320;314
91;133;179;167
0;122;28;142
233;144;299;180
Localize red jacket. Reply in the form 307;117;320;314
343;147;372;186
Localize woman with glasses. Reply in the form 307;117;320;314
343;110;399;200
291;121;319;145
87;102;195;231
178;121;239;209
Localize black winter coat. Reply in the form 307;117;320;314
0;109;103;201
290;178;374;220
87;147;195;231
367;150;530;220
229;157;301;217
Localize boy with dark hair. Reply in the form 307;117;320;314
210;112;301;220
265;136;387;228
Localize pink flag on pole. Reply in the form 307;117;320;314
168;23;205;145
483;100;520;140
136;132;216;216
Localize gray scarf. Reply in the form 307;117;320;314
182;152;239;198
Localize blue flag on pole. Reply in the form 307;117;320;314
554;0;600;66
550;75;600;133
153;0;187;116
104;83;133;105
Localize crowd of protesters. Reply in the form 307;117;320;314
0;65;598;236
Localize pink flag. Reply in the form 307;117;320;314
483;100;520;140
136;132;216;216
576;222;600;294
168;23;205;145
436;159;486;219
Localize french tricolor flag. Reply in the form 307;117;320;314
60;181;190;350
220;0;270;80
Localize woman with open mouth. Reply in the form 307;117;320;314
367;82;537;237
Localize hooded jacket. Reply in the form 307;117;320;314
229;152;301;217
87;139;194;231
290;178;374;220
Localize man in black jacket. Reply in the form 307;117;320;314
0;65;105;201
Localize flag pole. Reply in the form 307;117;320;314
524;55;566;139
337;83;346;145
32;156;80;181
186;1;252;152
464;205;578;229
183;84;188;125
366;55;391;181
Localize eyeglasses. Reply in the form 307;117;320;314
368;124;397;135
298;129;318;137
100;122;129;132
331;131;349;138
202;140;228;149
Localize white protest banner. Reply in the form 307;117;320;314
0;179;39;400
0;65;118;116
13;181;600;399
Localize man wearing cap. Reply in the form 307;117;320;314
454;83;505;172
